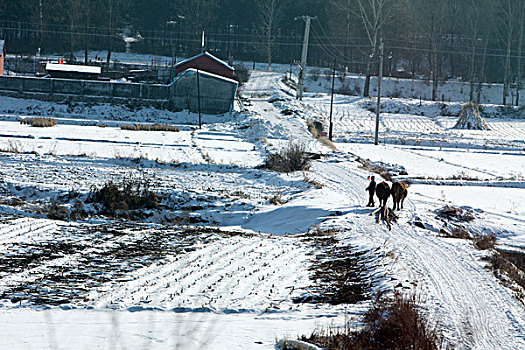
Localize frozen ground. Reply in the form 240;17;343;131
0;66;524;349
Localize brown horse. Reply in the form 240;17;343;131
375;181;391;208
375;181;391;223
391;181;408;211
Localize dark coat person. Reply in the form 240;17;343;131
365;176;376;207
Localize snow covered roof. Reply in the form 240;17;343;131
45;63;101;74
174;68;238;85
175;52;234;71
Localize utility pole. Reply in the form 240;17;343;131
374;38;384;146
196;63;202;129
329;58;336;141
295;15;315;100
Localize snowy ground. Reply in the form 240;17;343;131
0;66;524;349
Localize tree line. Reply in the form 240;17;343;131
1;0;524;105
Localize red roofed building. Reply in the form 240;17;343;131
174;51;234;80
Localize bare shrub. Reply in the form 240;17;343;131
301;293;440;350
70;199;87;220
264;142;311;172
120;123;180;132
450;171;480;181
474;233;496;250
0;140;22;154
233;64;251;85
357;159;393;182
269;193;285;205
305;225;338;237
47;200;70;221
303;173;323;189
436;205;475;222
486;249;525;300
441;225;471;239
21;117;57;127
87;177;159;217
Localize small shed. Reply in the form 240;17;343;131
174;51;234;80
170;68;238;114
0;40;5;76
45;63;101;80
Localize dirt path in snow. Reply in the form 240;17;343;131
311;158;525;349
241;71;525;348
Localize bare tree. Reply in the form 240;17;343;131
349;0;397;97
330;0;357;68
67;0;83;61
515;1;525;105
496;0;519;106
179;0;216;37
466;0;482;102
104;0;124;64
258;0;283;70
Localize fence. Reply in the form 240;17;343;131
0;75;169;106
0;73;237;114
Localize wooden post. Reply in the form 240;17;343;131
329;59;336;141
196;64;202;129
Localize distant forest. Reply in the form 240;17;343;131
1;0;524;104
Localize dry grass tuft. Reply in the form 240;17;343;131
87;177;159;217
303;173;323;189
440;224;471;239
269;192;286;205
474;233;496;250
436;205;475;222
300;292;441;350
485;249;525;303
21;117;57;127
120;123;180;132
358;159;393;182
264;142;311;172
318;136;337;151
305;225;338;237
307;120;337;151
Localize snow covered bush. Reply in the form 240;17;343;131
233;64;251;85
453;102;489;130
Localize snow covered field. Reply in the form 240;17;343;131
0;66;524;349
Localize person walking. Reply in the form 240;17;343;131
366;176;376;207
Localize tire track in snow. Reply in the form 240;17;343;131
311;159;525;349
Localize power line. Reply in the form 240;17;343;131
2;24;525;60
